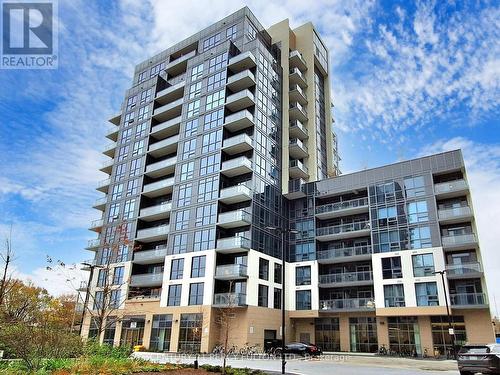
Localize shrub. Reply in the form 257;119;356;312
83;339;132;359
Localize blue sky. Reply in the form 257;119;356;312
0;0;499;305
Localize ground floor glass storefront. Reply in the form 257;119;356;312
349;317;378;353
150;314;173;352
388;317;421;356
120;316;145;347
178;313;203;353
431;315;467;356
315;318;340;351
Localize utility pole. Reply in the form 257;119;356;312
435;269;457;359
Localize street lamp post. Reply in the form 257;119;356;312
266;226;298;375
435;269;457;359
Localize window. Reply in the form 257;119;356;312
191;63;203;80
200;154;220;175
93;291;104;310
296;266;311;285
117;145;129;161
204;109;224;130
126;179;139;196
274;288;282;309
135;122;148;137
296;290;312;310
203;32;221;51
177;183;192;206
103;317;116;345
191;256;206;278
113;266;124;285
140;88;152;104
123;198;136;219
172;234;188;254
377;205;397;227
377;229;400;252
170;258;184;280
111;183;123;201
207;71;226;92
180;161;195;181
178;313;203;353
121;127;132;143
115;163;126;180
150;314;173;352
198;176;218;201
187;100;200;118
110;289;121;308
193;229;215;251
258;284;268;307
124;111;135;123
259;258;269;280
202;130;222;153
167;285;182;306
195;204;217;226
188;283;204;305
247;23;257;40
274;263;282;284
175;210;190;230
129;157;142;176
409;226;432;249
150;62;166;77
205;90;225;110
294;242;315;261
132;140;145;156
384;284;405;307
416;282;439;306
137;106;149;121
182;139;197;159
226;24;237;39
382;257;402;279
137;70;147;83
412;253;435;277
188;81;202;99
208;53;228;73
407;200;429;223
126;95;137;111
97;269;107;287
99;247;111;265
116;245;129;262
405;176;426;198
184;118;198;136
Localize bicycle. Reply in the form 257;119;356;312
378;344;388;356
212;344;224;355
239;342;261;356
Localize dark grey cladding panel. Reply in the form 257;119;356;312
314;150;464;196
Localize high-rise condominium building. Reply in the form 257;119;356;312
81;7;493;354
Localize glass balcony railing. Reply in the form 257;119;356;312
133;248;167;263
316;221;370;237
446;262;482;275
215;264;248;278
438;206;472;220
317;245;372;261
316;197;369;215
213;293;247;307
450;292;487;306
319;270;373;284
441;233;477;247
320;298;374;311
130;273;164;287
216;236;251;251
434;179;468;194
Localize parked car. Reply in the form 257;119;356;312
458;344;500;375
274;342;322;356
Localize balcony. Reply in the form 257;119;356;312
135;225;169;243
320;298;375;312
216;236;251;254
225;89;255;112
145;156;177;178
139;202;172;221
438;206;473;225
289;160;309;179
289;120;308;140
446;262;483;279
142;177;175;198
96;178;110;193
152;98;183;122
289;84;307;105
148;134;179;157
150;116;181;139
227;70;256;91
213;293;247;307
155;81;185;105
133;247;167;265
228;51;256;73
289;50;307;71
108;113;121;126
106;124;119;141
217;210;252;229
450;293;488;308
222;133;253;155
317;245;372;264
434;179;468;198
319;271;373;288
130;272;164;287
315;197;369;220
316;221;371;241
289;102;308;123
93;196;107;211
441;233;477;251
89;219;104;232
289;67;307;88
289;138;308;159
214;264;248;280
77;281;88;292
103;141;117;157
86;239;100;251
220;156;252;177
165;50;196;76
285;178;306;200
99;159;114;174
219;185;252;204
223;110;254;132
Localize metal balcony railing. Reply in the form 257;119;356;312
316;221;370;237
317;245;372;260
316;197;369;215
450;292;486;306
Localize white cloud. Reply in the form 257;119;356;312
419;138;500;316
